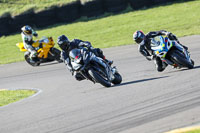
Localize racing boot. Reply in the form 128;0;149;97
162;62;168;69
155;57;167;72
30;51;37;63
172;64;178;69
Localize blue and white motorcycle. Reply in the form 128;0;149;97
151;35;194;69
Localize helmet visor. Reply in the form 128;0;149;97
135;37;144;44
24;30;32;35
58;41;69;50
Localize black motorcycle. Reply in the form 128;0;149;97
69;48;122;87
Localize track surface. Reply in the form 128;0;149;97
0;35;200;133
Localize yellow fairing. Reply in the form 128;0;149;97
16;37;55;59
34;37;54;58
16;43;27;52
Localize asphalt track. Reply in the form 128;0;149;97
0;35;200;133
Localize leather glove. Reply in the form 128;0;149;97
33;32;38;37
82;41;92;49
88;46;94;51
166;32;177;40
35;47;40;50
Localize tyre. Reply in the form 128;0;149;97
88;68;111;87
50;47;62;62
170;50;194;69
24;52;40;66
112;72;122;85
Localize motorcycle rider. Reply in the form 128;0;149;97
57;35;113;81
21;25;38;62
133;30;188;72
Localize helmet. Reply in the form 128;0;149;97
57;35;70;50
133;30;145;44
21;25;33;35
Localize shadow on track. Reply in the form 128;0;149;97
193;65;200;69
113;76;169;87
166;64;200;74
38;61;62;67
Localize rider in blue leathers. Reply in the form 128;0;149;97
133;30;188;72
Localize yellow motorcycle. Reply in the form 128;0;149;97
16;37;62;66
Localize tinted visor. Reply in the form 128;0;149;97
24;30;32;35
58;41;68;50
135;37;143;44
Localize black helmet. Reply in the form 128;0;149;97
133;30;145;44
21;25;33;35
57;35;70;50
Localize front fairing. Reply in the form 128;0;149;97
173;43;191;62
82;49;92;65
69;49;86;71
32;37;55;58
151;36;173;58
71;62;83;71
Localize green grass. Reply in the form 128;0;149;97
0;89;36;106
187;129;200;133
0;0;200;64
0;0;77;16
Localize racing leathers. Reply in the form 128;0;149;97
61;39;109;81
138;30;187;72
21;30;38;60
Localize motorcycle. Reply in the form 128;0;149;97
151;35;194;69
69;48;122;87
16;36;62;66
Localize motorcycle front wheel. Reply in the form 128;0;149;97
88;68;111;87
112;72;122;85
24;51;40;66
170;50;194;69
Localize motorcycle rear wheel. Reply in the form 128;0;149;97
170;50;194;69
88;68;111;87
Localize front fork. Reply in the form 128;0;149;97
178;44;192;63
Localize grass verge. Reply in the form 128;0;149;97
0;89;36;107
166;127;200;133
0;0;200;64
187;129;200;133
0;0;77;16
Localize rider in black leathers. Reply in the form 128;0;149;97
57;35;113;81
133;30;188;72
